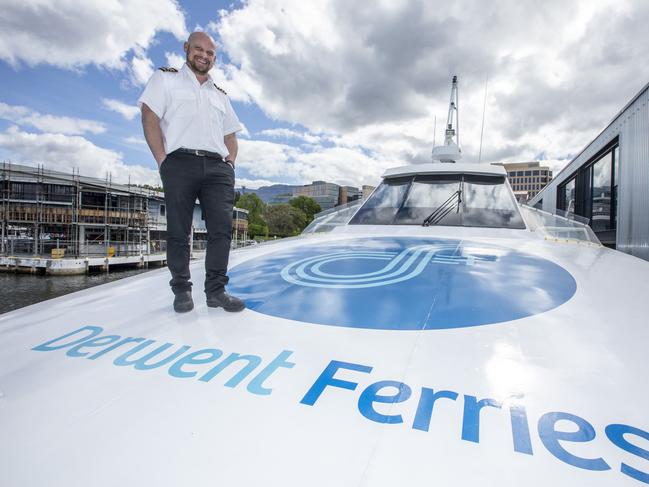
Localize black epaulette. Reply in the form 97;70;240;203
214;83;227;95
158;67;178;73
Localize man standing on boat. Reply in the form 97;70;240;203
139;31;245;313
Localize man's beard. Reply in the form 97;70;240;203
187;54;211;75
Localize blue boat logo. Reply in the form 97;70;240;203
228;237;576;330
280;244;496;289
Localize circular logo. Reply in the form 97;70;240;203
228;237;576;330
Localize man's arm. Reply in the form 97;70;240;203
141;103;167;166
224;132;238;167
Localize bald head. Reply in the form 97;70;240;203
184;31;216;78
187;31;215;49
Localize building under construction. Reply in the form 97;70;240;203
0;163;248;272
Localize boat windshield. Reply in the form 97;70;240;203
349;174;526;229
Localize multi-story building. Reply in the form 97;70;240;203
362;185;376;200
0;163;248;258
293;180;341;210
495;162;553;203
293;181;372;210
339;186;362;205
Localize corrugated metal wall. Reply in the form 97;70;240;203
533;83;649;260
617;88;649;260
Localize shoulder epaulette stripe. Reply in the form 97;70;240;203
158;67;178;73
214;83;227;95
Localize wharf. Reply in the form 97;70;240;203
0;253;168;275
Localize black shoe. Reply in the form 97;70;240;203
206;291;245;312
173;291;194;313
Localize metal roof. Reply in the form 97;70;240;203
383;162;506;178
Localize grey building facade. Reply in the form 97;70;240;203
529;82;649;259
1;163;248;257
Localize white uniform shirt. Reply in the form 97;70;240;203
138;63;242;156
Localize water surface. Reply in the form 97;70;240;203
0;268;160;314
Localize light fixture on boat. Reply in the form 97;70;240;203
432;75;462;163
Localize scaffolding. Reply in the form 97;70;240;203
1;162;154;258
1;161;250;260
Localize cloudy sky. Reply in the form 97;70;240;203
1;0;647;188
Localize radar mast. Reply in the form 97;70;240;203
432;75;462;163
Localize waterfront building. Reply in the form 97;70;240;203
292;181;370;210
529;81;649;256
292;180;341;210
338;186;362;205
0;163;248;259
494;161;552;203
362;185;376;200
268;193;292;205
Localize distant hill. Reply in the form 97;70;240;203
236;184;300;203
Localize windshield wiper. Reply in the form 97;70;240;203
422;189;462;226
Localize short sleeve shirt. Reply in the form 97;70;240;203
138;63;242;156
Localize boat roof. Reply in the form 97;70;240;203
2;231;648;486
1;157;646;487
383;162;506;178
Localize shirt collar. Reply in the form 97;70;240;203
181;62;215;88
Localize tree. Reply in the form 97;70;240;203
248;223;268;238
264;204;307;237
236;193;268;238
236;193;264;221
289;196;321;224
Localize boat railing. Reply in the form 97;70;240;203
519;205;601;245
302;200;363;234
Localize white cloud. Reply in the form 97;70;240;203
209;63;252;103
124;136;147;146
237;139;386;187
213;0;649;179
131;53;155;85
102;98;140;121
165;52;185;70
0;0;187;70
238;122;250;138
0;126;160;186
259;128;323;145
235;177;282;190
0;101;105;135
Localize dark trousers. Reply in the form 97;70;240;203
159;151;235;296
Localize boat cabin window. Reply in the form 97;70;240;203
350;173;526;229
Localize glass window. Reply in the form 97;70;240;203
524;171;532;176
349;176;411;224
613;146;620;186
560;178;576;214
613;146;619;228
533;170;540;175
396;175;462;225
350;174;525;229
591;152;612;232
460;175;525;228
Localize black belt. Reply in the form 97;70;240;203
173;148;223;159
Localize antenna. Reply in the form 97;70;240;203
456;77;460;148
431;75;462;163
444;75;459;147
432;115;437;148
478;75;489;163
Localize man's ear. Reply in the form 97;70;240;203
183;42;189;54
